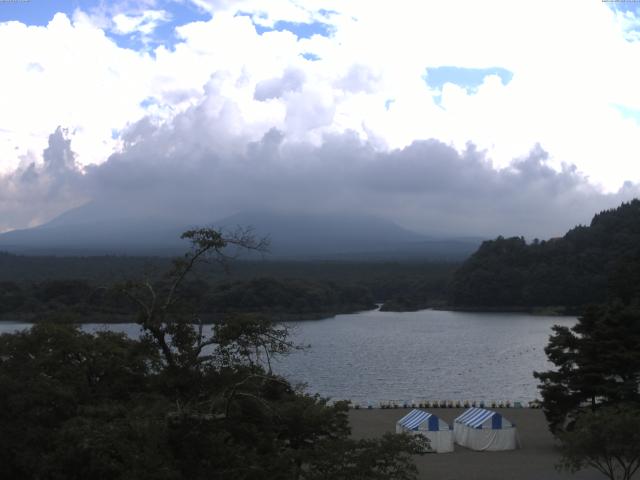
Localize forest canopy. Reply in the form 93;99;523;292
450;199;640;309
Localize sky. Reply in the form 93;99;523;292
1;0;640;238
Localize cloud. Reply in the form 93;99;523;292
112;10;171;36
88;116;640;238
3;95;638;240
2;1;640;237
3;2;640;192
254;67;305;100
0;127;86;232
335;64;380;94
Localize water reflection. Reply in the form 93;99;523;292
0;309;575;404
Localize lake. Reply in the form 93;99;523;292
0;308;575;405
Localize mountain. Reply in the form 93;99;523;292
450;199;640;309
214;210;480;259
0;203;481;259
0;202;192;255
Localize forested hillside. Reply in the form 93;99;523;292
0;257;457;320
450;199;640;309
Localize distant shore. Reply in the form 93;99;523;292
0;306;376;325
432;305;582;316
0;303;581;325
349;408;600;480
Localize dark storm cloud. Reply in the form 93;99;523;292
2;98;639;238
83;117;639;238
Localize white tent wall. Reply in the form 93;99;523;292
412;429;454;454
453;408;520;451
454;424;518;451
396;409;454;453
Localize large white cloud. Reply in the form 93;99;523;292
3;90;637;239
1;0;639;233
0;127;86;232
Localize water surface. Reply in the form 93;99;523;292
276;309;575;405
0;309;575;405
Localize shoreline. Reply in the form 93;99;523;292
0;304;582;324
0;306;375;325
431;305;582;316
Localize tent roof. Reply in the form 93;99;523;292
455;408;506;429
397;409;441;430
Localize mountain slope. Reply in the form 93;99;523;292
449;199;640;308
0;202;191;255
0;203;480;259
215;211;425;257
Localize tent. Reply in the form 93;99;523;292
396;409;454;453
453;407;519;451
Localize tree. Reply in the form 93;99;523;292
119;226;271;371
557;405;640;480
0;226;424;480
534;303;640;433
0;323;162;480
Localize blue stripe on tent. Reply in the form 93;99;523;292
397;410;419;425
428;414;438;431
455;407;481;424
467;410;494;428
455;408;502;429
405;411;431;430
398;409;424;426
492;413;502;429
397;409;440;431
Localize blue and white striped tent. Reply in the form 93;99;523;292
396;409;453;453
454;408;519;451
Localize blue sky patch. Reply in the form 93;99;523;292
424;66;514;94
0;0;80;26
135;2;206;51
272;20;333;38
301;52;321;61
604;2;640;15
613;104;640;124
318;9;338;17
104;2;207;53
139;97;158;109
0;1;208;53
604;3;640;41
244;16;333;38
2;2;333;49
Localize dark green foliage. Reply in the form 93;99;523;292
206;277;375;316
557;405;640;480
0;226;423;480
0;324;162;480
0;277;375;321
451;199;640;308
0;251;171;283
0;281;25;313
0;259;456;320
34;279;93;305
534;303;640;433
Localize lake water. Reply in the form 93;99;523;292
0;308;575;405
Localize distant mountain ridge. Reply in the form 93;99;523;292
0;202;190;255
0;203;481;260
450;199;640;308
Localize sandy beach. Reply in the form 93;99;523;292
349;408;606;480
